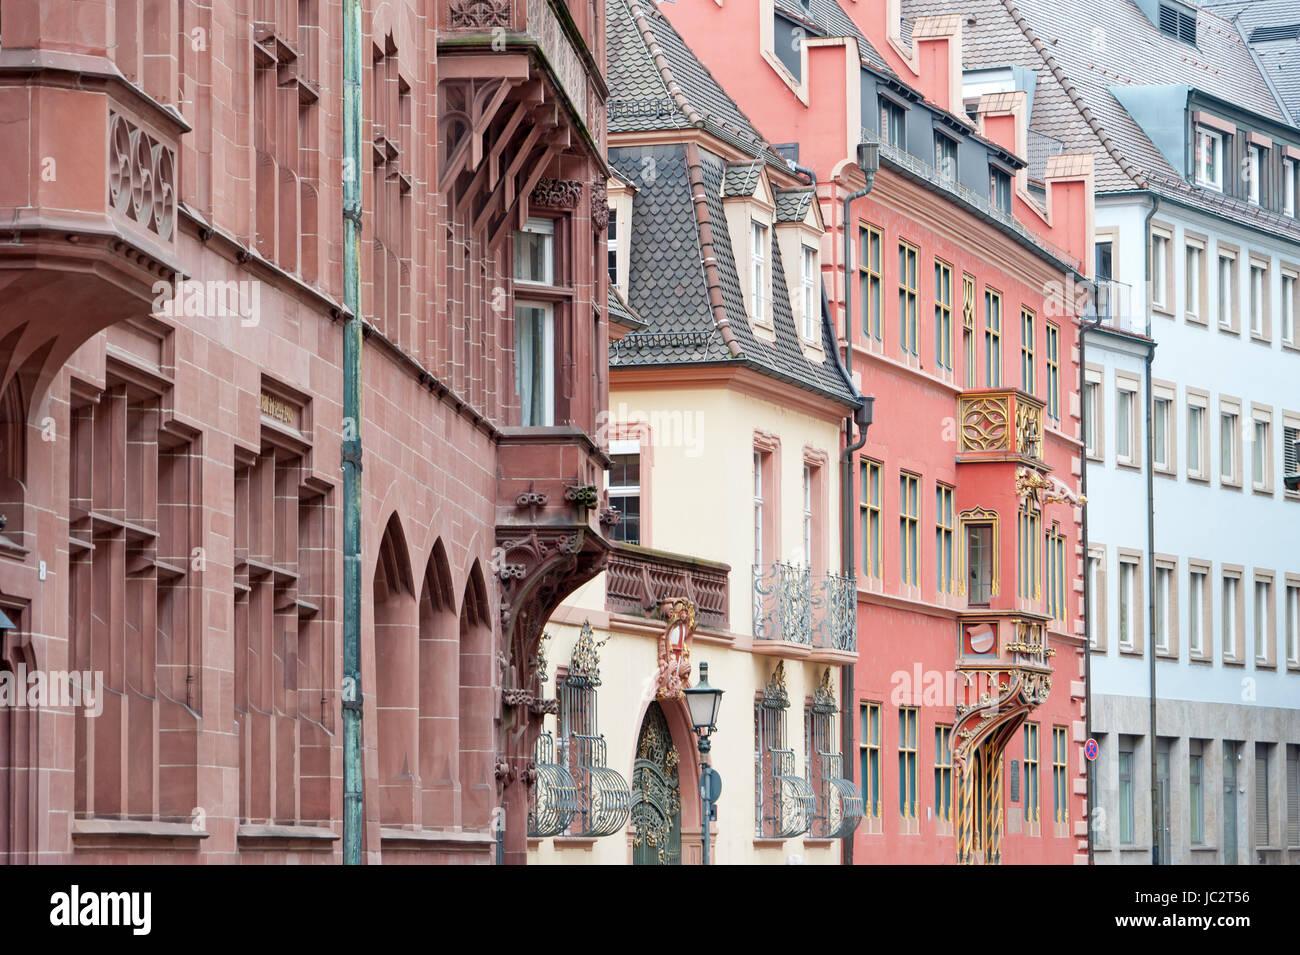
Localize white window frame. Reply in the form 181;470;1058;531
1281;268;1297;347
1218;248;1238;332
513;300;555;427
1223;568;1243;662
1196;126;1223;191
801;244;818;342
1116;376;1140;468
1220;398;1242;488
1153;382;1175;476
1185;240;1204;322
1284;157;1297;217
751;219;769;326
1188;562;1210;659
1151;231;1169;311
1247;144;1262;206
1187;389;1210;482
1251;405;1274;494
1285;578;1300;667
515;216;555;284
607;438;642;546
1254;573;1275;666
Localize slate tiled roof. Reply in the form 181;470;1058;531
774;187;817;222
607;0;773;154
902;0;1300;240
607;143;856;405
608;285;648;332
1204;0;1300;123
722;160;766;197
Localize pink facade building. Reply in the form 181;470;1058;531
661;0;1093;863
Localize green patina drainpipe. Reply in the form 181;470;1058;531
341;0;364;866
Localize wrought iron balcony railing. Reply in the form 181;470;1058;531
1088;278;1137;333
605;543;729;630
561;733;632;837
811;752;865;839
957;389;1045;461
757;748;817;839
753;563;856;653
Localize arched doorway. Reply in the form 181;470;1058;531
631;702;681;865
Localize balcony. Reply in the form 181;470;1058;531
604;543;730;631
752;562;857;661
1090;278;1138;333
0;56;186;397
957;389;1045;463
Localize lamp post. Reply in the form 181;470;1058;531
684;661;723;865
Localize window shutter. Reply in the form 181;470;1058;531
1287;749;1299;847
1284;426;1298;476
1255;751;1270;846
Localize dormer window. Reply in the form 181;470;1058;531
1284;157;1297;217
751;220;769;324
1246;144;1263;205
607;207;618;284
801;245;817;341
934;133;957;180
990;166;1012;213
881;99;906;149
1158;3;1197;46
1196;127;1223;191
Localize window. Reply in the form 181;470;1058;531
1286;420;1300;496
1118;556;1138;651
990;166;1012;213
1087;547;1104;649
1189;740;1205;844
859;224;883;341
860;703;882;820
881;99;906;148
1189;565;1209;657
801;245;818;342
936;484;955;595
934;261;953;371
1221;405;1241;486
966;520;994;606
1196;126;1223;191
1218;251;1237;330
1252;409;1272;492
514;303;554;426
962;274;977;387
1223;571;1241;660
935;133;957;179
1250;262;1267;338
1053;726;1069;825
1084;372;1102;459
1153;386;1174;474
1045;324;1060;423
899;472;920;588
898;241;919;357
1115;377;1140;467
934;726;953;828
1046;523;1067;623
515;217;554;283
984;289;1002;387
1118;741;1135;845
607;440;641;545
1155;562;1173;654
1254;575;1273;664
1282;272;1296;345
1023;722;1039;823
514;218;557;427
1151;233;1169;311
898;708;918;820
1187;395;1208;480
801;462;823;569
1285;158;1298;217
755;675;802;838
1185;242;1203;321
1016;502;1040;601
753;449;772;566
1286;582;1299;666
751;220;769;324
1247;145;1263;206
860;459;882;580
1020;308;1035;394
606;206;618;285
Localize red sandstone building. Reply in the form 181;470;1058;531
661;0;1092;863
0;0;615;864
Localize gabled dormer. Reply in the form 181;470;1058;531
722;159;780;343
773;186;827;357
605;168;638;299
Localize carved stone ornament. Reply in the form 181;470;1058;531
654;598;696;700
811;667;837;714
591;178;609;232
568;619;609;686
109;111;176;241
532;177;584;210
449;0;511;29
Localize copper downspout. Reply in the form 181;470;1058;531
685;141;744;358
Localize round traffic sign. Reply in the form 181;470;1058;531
1084;738;1098;761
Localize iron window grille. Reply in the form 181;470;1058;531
753;562;855;651
804;670;865;838
755;662;816;839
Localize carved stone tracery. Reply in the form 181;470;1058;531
449;0;511;29
531;177;584;210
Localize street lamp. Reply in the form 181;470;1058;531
684;661;723;865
